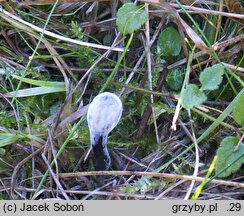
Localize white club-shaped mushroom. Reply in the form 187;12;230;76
87;92;122;170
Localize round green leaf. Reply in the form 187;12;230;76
233;91;244;127
116;3;147;35
180;84;207;109
166;68;184;91
199;64;225;90
157;27;182;57
216;136;244;178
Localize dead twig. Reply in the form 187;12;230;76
58;171;244;188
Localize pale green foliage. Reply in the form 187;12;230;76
180;84;207;109
4;86;66;98
4;74;66;97
0;133;22;147
148;102;174;125
120;177;162;194
199;64;225;90
70;21;85;40
116;3;147;35
215;136;244;178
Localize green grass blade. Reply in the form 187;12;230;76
191;156;217;200
0;133;22;147
4;86;66;97
100;33;134;93
12;74;66;88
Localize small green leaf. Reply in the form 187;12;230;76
199;64;225;90
166;68;185;91
180;84;207;109
148;103;166;125
148;102;175;125
157;27;182;57
215;136;244;178
233;91;244;127
116;3;147;35
120;177;153;194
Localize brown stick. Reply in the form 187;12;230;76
136;68;168;139
58;170;244;188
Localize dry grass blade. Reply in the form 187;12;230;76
139;0;210;53
178;17;210;54
42;143;70;200
18;0;111;6
168;34;244;70
0;0;243;200
58;171;244;188
170;1;244;19
10;147;44;199
0;7;124;52
225;0;243;13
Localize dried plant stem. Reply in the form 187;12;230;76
58;171;244;188
184;110;200;200
145;4;160;144
41;145;70;200
0;8;124;52
7;187;159;200
139;0;244;19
